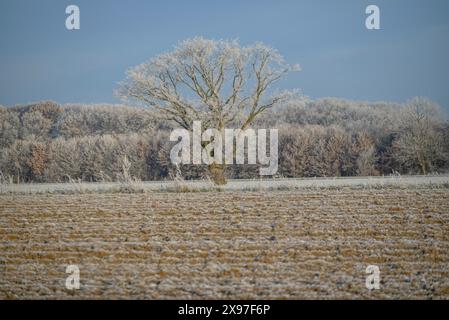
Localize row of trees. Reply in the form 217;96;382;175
0;101;162;145
1;97;447;183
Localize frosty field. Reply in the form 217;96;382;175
1;184;449;299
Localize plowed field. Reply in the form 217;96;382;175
1;187;448;299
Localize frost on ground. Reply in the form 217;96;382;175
1;175;449;194
0;186;448;299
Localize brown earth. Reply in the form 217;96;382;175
0;187;448;299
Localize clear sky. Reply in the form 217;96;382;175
1;0;449;111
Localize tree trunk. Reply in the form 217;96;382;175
208;163;227;185
421;164;427;175
418;154;427;175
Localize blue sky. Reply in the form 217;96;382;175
1;0;449;111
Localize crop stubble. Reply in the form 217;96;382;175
0;187;448;299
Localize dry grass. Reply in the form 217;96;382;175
0;186;448;299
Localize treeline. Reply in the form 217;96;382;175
0;98;448;183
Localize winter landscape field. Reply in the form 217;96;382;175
1;177;448;299
1;1;449;304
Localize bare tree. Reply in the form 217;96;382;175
117;37;299;184
0;107;20;148
393;97;446;174
21;110;53;140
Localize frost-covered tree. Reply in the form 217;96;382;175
117;37;299;184
0;107;20;148
393;97;446;174
21;110;53;140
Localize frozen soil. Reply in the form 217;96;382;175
1;187;448;299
